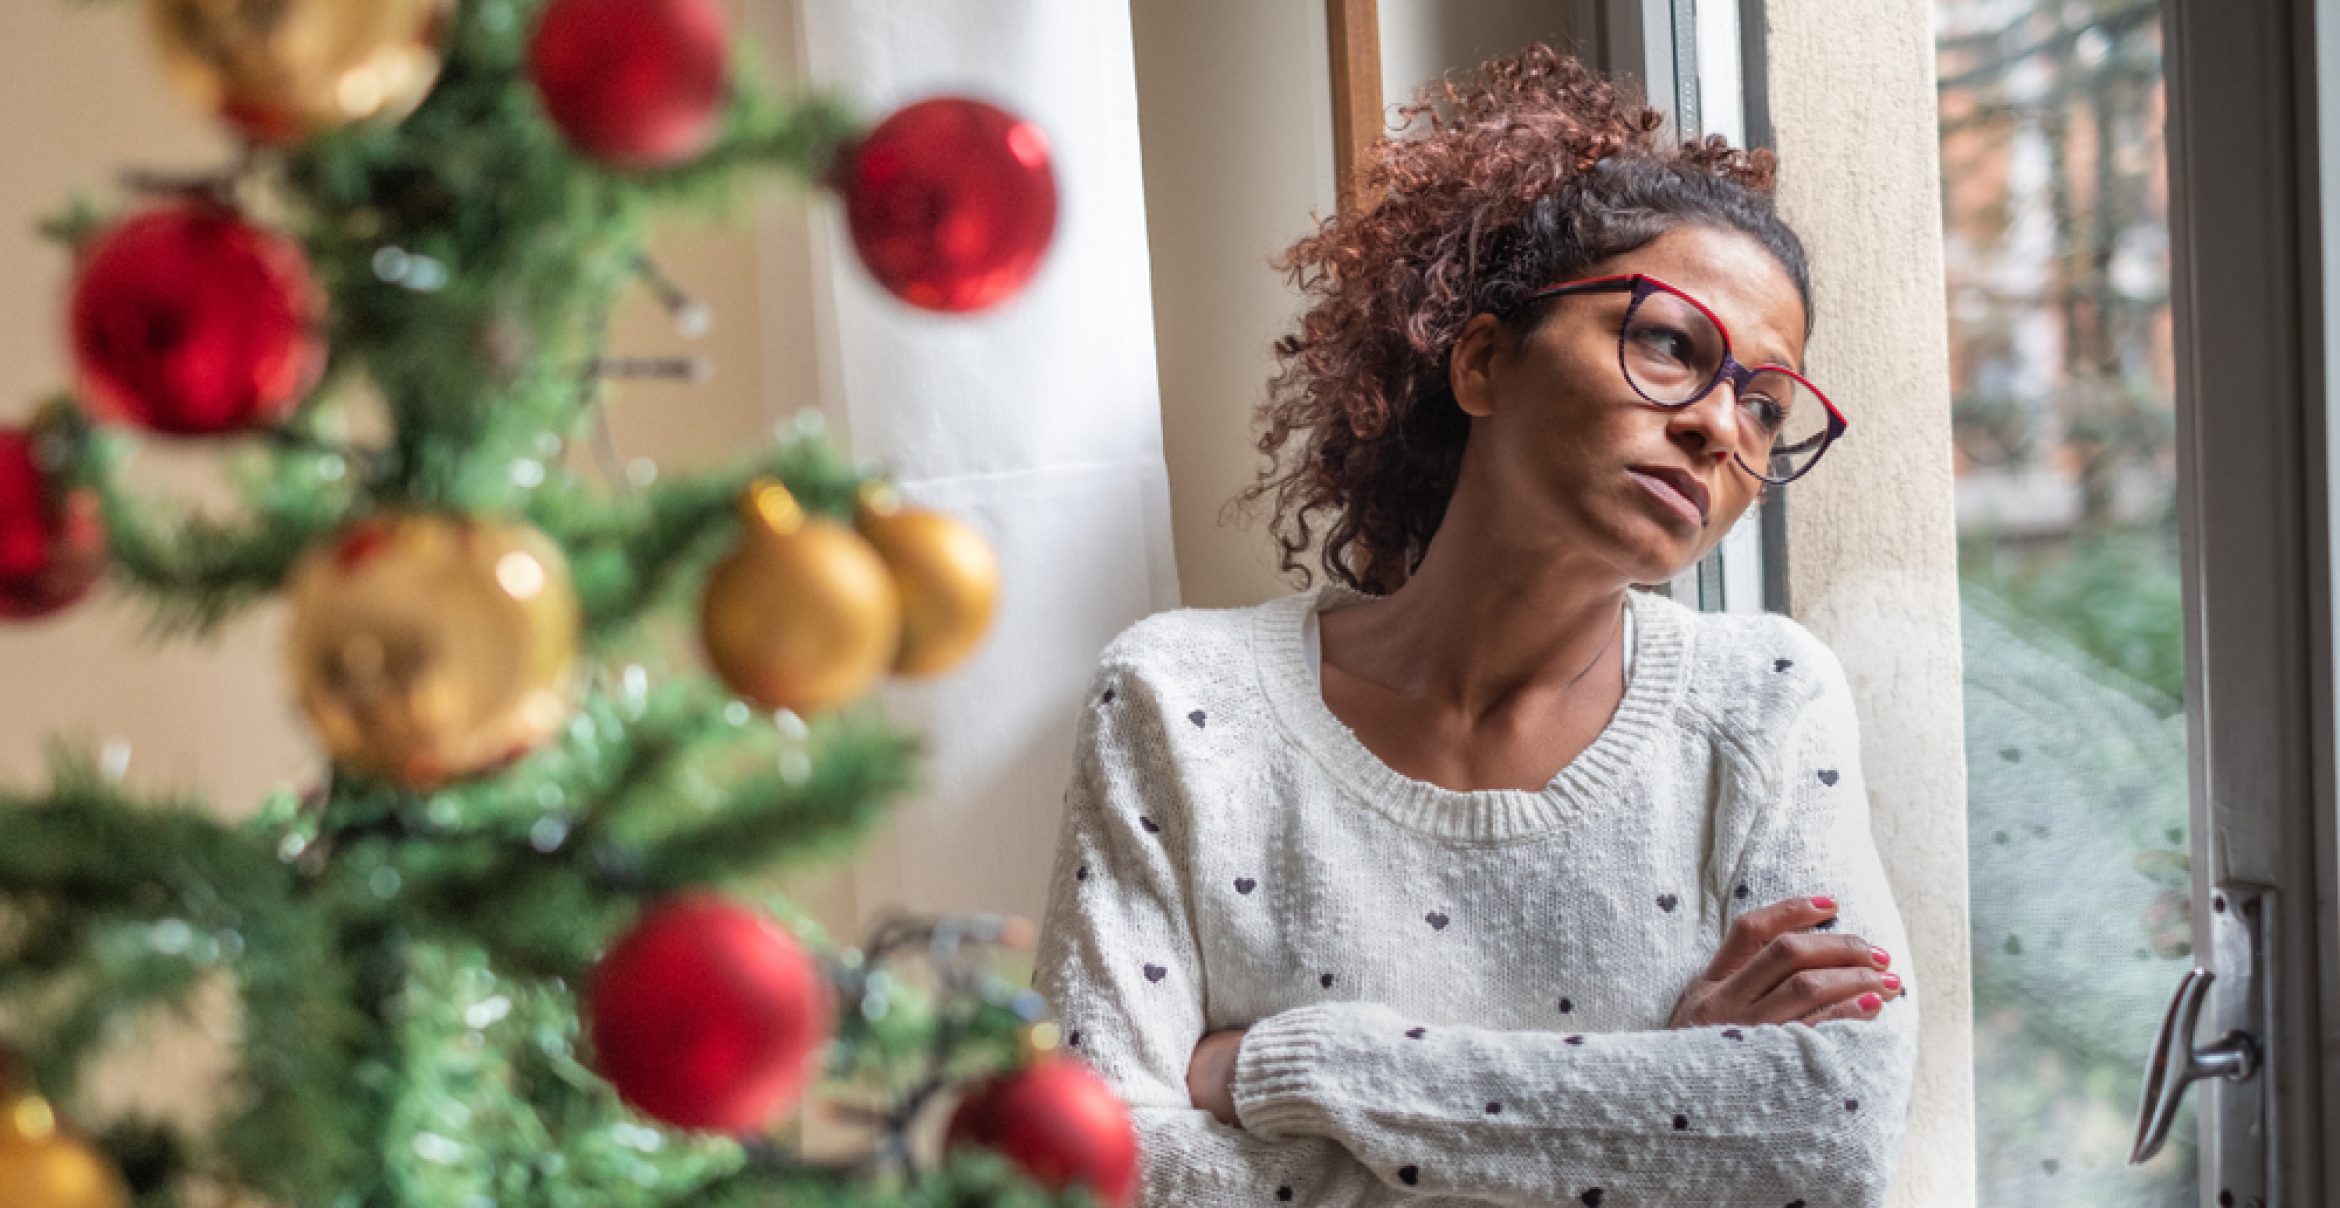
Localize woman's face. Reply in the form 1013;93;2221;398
1449;223;1809;586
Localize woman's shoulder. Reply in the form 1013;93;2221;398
1649;592;1850;739
1091;584;1313;685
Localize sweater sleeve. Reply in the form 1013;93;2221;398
1031;658;1391;1207
1227;641;1922;1207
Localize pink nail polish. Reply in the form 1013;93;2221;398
1881;973;1901;992
1857;992;1883;1011
1810;895;1836;911
1870;946;1890;969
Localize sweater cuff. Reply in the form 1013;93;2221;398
1229;1002;1347;1140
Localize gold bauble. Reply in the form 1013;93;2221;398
0;1096;128;1208
286;512;580;788
854;484;1000;677
701;480;901;715
145;0;453;144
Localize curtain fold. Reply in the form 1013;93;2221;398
793;0;1182;930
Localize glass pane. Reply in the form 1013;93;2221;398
1936;1;2197;1202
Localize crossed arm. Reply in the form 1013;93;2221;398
1030;653;1919;1207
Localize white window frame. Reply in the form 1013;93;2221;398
1576;0;1787;613
2155;0;2339;1198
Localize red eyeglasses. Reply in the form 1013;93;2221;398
1522;273;1847;484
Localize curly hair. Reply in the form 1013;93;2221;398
1224;42;1811;595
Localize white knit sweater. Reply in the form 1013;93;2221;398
1031;579;1920;1207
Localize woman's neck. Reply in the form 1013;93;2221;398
1321;552;1630;726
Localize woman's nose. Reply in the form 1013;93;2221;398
1669;381;1745;461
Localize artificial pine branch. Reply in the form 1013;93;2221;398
2;0;1077;1201
542;427;881;646
76;425;363;640
634;705;924;892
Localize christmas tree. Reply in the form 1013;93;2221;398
0;0;1136;1204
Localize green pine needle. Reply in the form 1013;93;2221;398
1;1;1065;1202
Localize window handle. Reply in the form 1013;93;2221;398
2129;880;2274;1201
2130;967;2258;1163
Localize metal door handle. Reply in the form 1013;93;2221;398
2130;966;2260;1164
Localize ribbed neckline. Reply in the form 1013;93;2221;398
1253;580;1692;843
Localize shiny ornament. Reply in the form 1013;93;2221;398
700;479;901;714
528;0;731;169
586;895;834;1133
943;1052;1138;1208
285;513;580;788
144;0;452;144
854;484;999;677
841;95;1059;312
70;202;326;436
0;426;105;622
0;1095;128;1208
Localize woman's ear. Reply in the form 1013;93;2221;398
1449;313;1508;420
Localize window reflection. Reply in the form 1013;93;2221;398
1938;1;2195;1201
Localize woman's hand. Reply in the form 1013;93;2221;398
1668;895;1904;1029
1186;1027;1248;1127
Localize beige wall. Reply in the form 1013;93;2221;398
0;5;285;810
1766;3;1977;1203
1128;0;1338;607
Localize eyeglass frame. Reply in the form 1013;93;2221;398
1515;272;1848;485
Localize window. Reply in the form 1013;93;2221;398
1937;7;2194;1201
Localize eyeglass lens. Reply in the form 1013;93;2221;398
1622;287;1830;481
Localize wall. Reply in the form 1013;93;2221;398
1128;0;1340;607
1765;3;1978;1204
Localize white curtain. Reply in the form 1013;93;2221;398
791;0;1182;932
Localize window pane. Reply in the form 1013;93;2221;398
1936;1;2196;1201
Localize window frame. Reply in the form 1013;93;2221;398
2160;0;2338;1197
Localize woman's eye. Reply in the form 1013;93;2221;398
1741;392;1788;431
1630;324;1697;365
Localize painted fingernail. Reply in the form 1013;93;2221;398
1857;992;1883;1011
1810;895;1836;911
1869;946;1890;968
1881;973;1902;992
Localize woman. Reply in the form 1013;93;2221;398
1032;43;1918;1207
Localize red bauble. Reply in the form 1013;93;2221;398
943;1052;1138;1207
0;427;105;622
69;202;325;436
585;895;834;1133
528;0;731;169
841;96;1059;313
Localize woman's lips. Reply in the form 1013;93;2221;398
1627;468;1704;530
